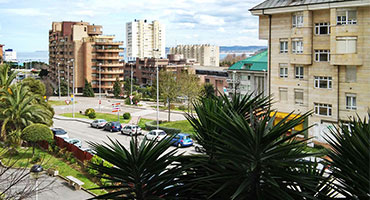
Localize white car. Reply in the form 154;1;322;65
64;138;82;148
51;128;69;139
90;119;107;128
145;130;167;141
121;125;142;135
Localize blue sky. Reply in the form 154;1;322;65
0;0;266;52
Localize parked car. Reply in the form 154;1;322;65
170;133;193;147
51;128;69;139
90;119;107;128
121;125;142;136
64;138;82;148
104;121;122;132
80;147;96;155
145;129;167;141
194;144;205;153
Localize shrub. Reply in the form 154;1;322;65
21;124;53;155
123;112;131;120
30;154;42;164
85;108;95;116
145;121;181;135
88;112;96;119
178;105;187;111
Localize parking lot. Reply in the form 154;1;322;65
52;119;198;156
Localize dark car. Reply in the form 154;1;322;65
104;121;122;132
170;133;193;148
51;128;69;139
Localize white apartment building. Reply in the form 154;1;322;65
4;49;17;62
170;44;220;66
126;20;166;61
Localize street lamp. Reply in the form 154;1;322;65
130;63;133;105
99;63;102;112
57;62;61;99
71;59;75;118
67;61;70;98
153;49;160;130
30;164;43;200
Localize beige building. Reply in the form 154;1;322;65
170;44;220;66
49;21;124;93
250;0;370;142
126;20;166;61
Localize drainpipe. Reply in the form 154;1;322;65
262;10;272;96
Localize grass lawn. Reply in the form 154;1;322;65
138;118;153;129
48;100;77;106
160;120;195;134
60;113;131;124
0;147;106;195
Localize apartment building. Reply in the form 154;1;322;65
126;20;166;61
195;66;228;96
170;44;220;66
226;50;268;97
250;0;370;142
0;44;3;63
49;21;124;93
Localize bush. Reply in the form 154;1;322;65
30;154;42;164
145;121;181;135
123;112;131;120
85;108;95;116
88;112;96;119
178;105;187;111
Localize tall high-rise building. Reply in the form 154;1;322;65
49;21;124;93
126;20;166;61
170;44;220;66
250;0;370;142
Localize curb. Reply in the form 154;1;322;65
53;116;92;124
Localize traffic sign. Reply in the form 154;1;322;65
71;98;74;101
65;100;70;105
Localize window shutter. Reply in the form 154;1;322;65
347;39;356;53
336;40;346;53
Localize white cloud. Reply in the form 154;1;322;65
2;8;49;16
194;14;225;26
218;27;225;32
179;22;196;28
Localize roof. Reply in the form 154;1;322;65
250;0;356;11
228;50;267;71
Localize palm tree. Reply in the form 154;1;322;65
0;84;53;141
183;93;325;199
0;64;17;92
325;114;370;199
88;138;186;199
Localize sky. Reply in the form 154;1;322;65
0;0;267;52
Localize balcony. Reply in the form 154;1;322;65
94;41;123;45
290;53;312;65
94;48;123;53
92;70;123;74
95;56;123;60
330;53;362;66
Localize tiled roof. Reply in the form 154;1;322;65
250;0;355;11
228;50;267;71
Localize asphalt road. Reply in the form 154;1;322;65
52;118;197;156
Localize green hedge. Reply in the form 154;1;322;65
145;121;181;135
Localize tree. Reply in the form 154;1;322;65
82;79;95;97
159;71;180;122
182;93;326;199
0;64;17;91
0;84;53;142
202;83;215;98
325;113;370;198
88;138;185;199
21;123;53;156
39;69;49;78
113;78;122;98
21;77;46;97
179;72;201;112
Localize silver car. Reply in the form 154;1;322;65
121;125;142;136
64;138;82;148
145;130;167;141
90;119;107;128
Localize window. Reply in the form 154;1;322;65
279;64;288;78
280;39;288;53
205;78;210;83
314;103;332;116
336;37;357;54
292;39;303;54
345;66;357;82
314;50;330;62
295;66;304;79
314;76;332;89
279;88;288;101
337;10;357;25
84;27;87;32
346;94;356;110
315;23;330;35
294;89;304;105
292;12;303;27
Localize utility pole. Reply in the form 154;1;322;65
58;62;61;99
154;49;160;130
99;63;102;112
130;63;133;104
233;71;236;95
67;61;70;98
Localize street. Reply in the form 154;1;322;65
52;118;197;156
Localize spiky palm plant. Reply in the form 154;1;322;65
325;114;370;199
88;138;186;200
0;84;53;141
0;64;17;90
183;94;326;199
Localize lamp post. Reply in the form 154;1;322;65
153;49;160;130
232;71;236;95
30;164;43;200
67;61;70;98
71;59;75;118
99;63;102;112
57;62;61;99
130;63;133;105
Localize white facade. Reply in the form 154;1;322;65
4;49;17;62
170;44;219;66
126;20;166;61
